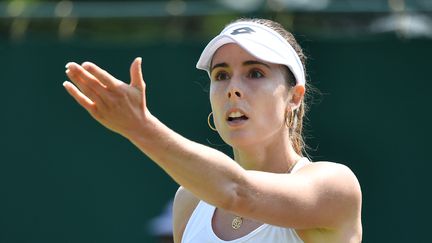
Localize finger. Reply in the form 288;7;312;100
129;57;145;91
81;61;121;88
63;81;96;112
66;62;107;91
65;66;106;108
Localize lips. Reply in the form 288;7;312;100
226;109;249;126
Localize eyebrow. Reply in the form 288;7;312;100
210;62;229;73
243;60;270;68
210;60;270;73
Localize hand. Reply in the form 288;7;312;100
63;57;151;138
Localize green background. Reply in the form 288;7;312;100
1;34;431;242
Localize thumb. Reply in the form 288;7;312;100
130;57;145;91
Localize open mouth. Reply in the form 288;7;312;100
227;111;249;122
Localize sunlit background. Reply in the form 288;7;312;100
1;0;431;242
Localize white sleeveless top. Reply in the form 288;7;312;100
182;158;310;243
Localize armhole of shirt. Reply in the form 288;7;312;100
181;200;204;243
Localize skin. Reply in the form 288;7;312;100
64;44;362;243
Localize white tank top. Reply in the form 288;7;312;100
181;158;310;243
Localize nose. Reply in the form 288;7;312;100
227;90;242;99
227;80;243;99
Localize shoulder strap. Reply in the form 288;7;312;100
291;157;311;173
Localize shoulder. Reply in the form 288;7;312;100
300;161;362;204
297;161;362;227
300;161;361;195
172;186;200;243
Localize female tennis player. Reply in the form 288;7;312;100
64;18;362;243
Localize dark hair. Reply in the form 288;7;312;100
232;18;309;156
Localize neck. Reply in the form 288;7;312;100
232;134;302;173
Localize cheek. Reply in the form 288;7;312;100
256;86;288;124
209;84;219;108
209;83;225;116
260;100;286;123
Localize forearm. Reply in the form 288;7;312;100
127;113;245;209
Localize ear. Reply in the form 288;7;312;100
288;84;305;110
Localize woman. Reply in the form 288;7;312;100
64;18;362;243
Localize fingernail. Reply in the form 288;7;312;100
65;62;72;69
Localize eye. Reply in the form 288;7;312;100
248;69;264;79
212;71;230;81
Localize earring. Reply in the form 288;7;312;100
207;112;217;131
290;109;296;128
286;109;296;128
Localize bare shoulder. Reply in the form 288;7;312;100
296;161;362;241
299;161;361;197
298;161;362;226
172;186;200;243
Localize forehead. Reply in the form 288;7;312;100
211;43;269;66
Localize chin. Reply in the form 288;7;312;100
220;130;259;148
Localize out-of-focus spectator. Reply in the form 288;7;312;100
148;199;174;243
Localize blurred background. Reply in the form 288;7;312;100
1;0;431;242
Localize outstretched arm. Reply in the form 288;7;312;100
64;59;361;230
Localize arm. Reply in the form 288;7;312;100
64;59;361;230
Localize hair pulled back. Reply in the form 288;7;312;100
232;18;309;156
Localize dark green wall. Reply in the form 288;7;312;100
0;36;430;242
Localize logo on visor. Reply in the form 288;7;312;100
231;27;255;35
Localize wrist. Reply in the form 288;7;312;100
123;110;158;143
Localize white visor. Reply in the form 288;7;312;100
196;21;305;85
